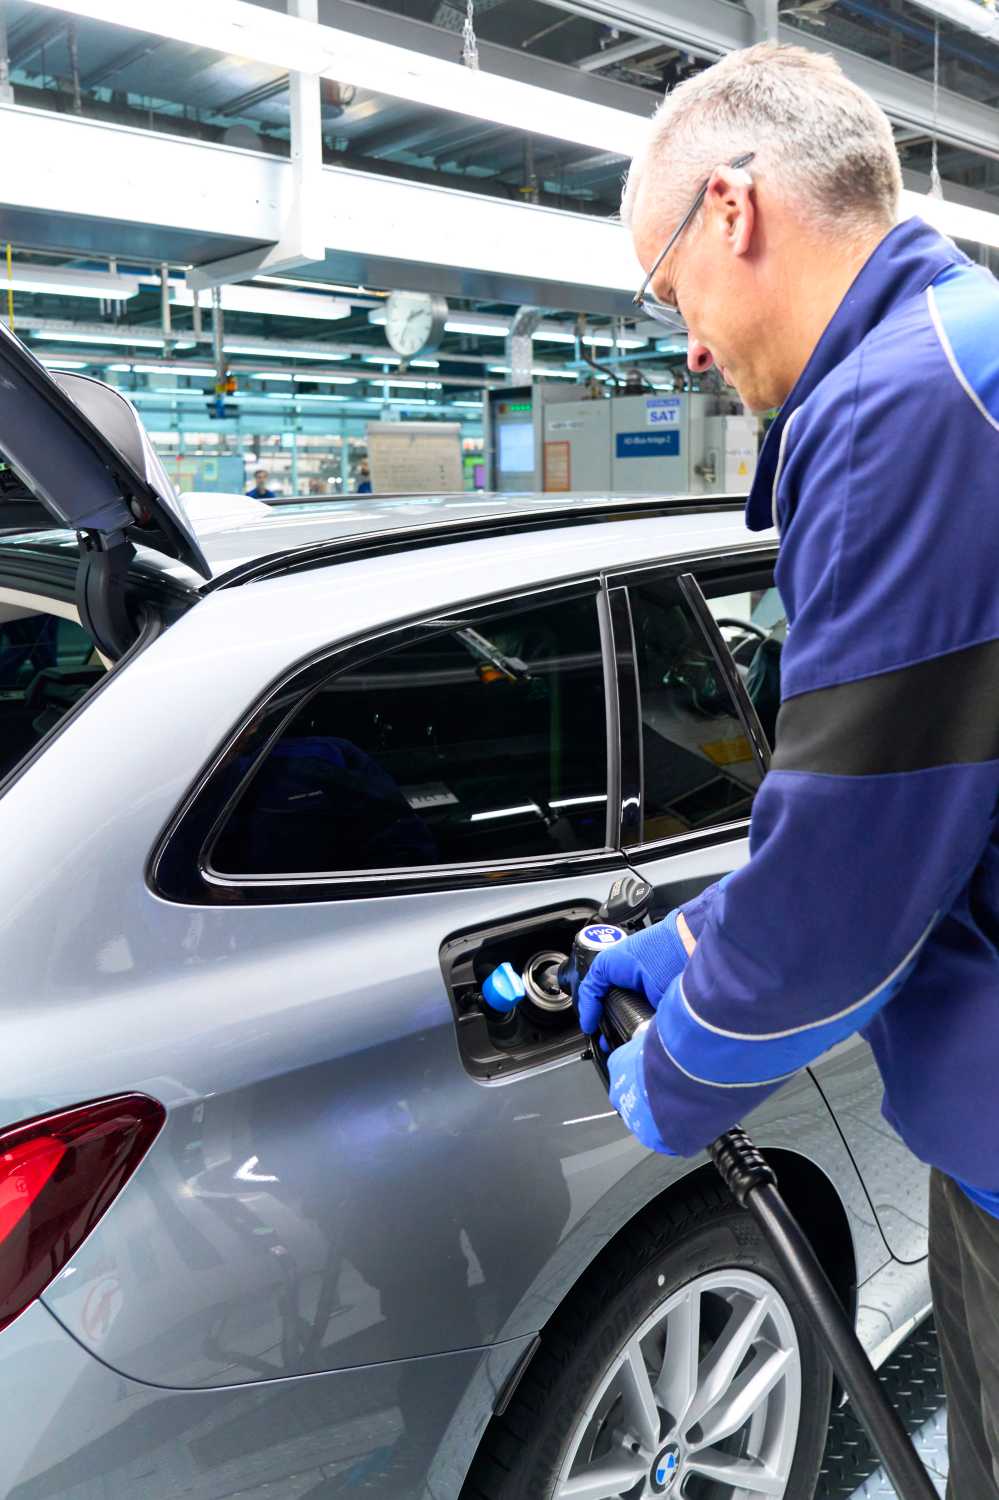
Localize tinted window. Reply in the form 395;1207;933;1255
0;610;104;780
706;584;786;749
630;579;762;843
212;594;608;876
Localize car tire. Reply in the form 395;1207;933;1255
463;1182;832;1499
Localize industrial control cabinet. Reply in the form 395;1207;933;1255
487;384;758;496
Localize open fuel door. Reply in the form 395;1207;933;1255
0;320;210;657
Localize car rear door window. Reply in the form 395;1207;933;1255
630;578;764;843
210;592;609;877
0;609;104;780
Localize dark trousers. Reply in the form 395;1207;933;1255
929;1168;999;1497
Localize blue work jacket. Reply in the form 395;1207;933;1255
645;217;999;1196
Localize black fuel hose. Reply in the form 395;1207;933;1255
600;985;938;1500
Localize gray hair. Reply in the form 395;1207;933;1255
623;43;902;240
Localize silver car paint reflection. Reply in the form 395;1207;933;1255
0;505;922;1496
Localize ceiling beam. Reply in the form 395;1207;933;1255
526;0;999;159
218;75;289;116
9;13;66;67
305;0;658;118
576;38;662;72
0;105;641;313
25;0;999;161
79;36;163;88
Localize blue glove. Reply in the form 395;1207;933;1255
608;1025;676;1155
577;909;689;1036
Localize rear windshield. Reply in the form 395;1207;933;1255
0;604;106;782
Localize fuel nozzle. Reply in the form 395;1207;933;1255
558;920;627;1005
557;876;652;1004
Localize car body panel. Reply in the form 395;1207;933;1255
811;1040;931;1263
192;493;757;582
2;1299;529;1500
0;497;926;1495
0;514;886;1396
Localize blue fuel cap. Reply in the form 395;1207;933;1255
482;961;526;1014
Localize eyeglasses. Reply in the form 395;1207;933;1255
633;151;756;334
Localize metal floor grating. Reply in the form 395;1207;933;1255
815;1319;948;1499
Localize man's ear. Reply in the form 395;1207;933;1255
705;166;755;258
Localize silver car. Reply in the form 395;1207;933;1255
0;331;929;1500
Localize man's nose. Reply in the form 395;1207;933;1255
687;337;716;374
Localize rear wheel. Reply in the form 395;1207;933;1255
464;1185;832;1499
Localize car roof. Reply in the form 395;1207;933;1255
0;491;760;590
194;491;759;582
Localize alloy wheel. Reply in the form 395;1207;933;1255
553;1269;801;1499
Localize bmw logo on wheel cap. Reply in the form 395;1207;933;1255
652;1442;681;1494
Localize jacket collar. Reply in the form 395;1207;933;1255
745;216;969;530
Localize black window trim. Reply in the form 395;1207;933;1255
606;542;778;861
605;586;642;848
677;571;773;778
150;574;625;906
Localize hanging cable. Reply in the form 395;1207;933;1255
5;243;13;331
462;0;480;70
930;20;943;199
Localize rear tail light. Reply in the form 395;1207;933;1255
0;1094;164;1333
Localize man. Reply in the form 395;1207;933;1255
579;42;999;1496
246;468;276;499
355;460;373;494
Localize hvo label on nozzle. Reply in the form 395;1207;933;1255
579;923;625;949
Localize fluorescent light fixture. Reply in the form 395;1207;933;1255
901;194;999;252
446;318;510;337
487;364;577;380
253;274;386;297
131;362;215;376
369;307;645;347
452;400;484;408
249;370;295;381
266;391;349;403
587;333;648;349
27;1;646;158
224;342;350;360
175;283;350;321
291;372;359;385
382;378;443;389
33;329;192;348
532;329;647;349
368;309;512;337
150;387;215;397
5;265;140;299
128;389;210;402
364;354;401;366
410;359;441;369
39;356;89;369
